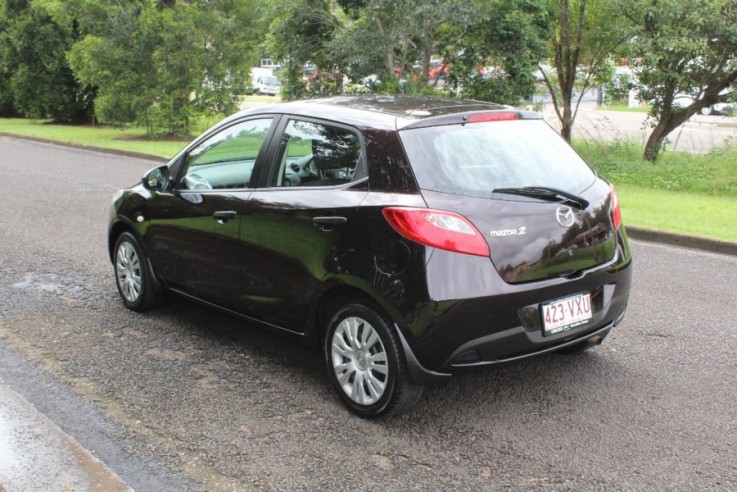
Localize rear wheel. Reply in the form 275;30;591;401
113;232;164;311
324;302;424;418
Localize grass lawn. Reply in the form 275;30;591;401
575;139;737;198
596;104;650;113
0;118;197;158
240;94;282;104
577;139;737;241
617;184;737;242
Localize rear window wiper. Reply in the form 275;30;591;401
492;186;589;209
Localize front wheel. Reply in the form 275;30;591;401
113;232;164;311
324;302;424;418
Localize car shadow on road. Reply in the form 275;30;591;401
137;294;631;425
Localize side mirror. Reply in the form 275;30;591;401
142;165;170;191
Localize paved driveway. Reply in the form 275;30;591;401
543;103;737;153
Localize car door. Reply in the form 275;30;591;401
236;117;369;331
145;117;277;309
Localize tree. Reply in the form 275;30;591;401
0;0;93;122
0;1;17;116
441;0;548;105
623;0;737;161
67;0;265;135
329;0;416;83
267;0;341;100
538;0;632;142
268;0;548;103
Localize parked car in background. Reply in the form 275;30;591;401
252;75;280;96
700;101;735;115
672;93;696;109
108;96;632;418
671;90;735;115
302;66;319;82
429;60;448;80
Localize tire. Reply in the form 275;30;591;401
113;231;164;311
324;301;424;418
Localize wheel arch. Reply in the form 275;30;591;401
108;220;136;262
312;285;383;344
311;283;451;386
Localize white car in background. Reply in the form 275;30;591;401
672;90;735;115
700;101;735;116
253;75;280;96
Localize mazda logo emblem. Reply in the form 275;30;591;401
556;206;574;227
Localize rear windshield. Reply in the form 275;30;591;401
399;120;596;198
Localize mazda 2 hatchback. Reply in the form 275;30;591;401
109;96;632;418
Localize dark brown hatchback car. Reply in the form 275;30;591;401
108;96;632;417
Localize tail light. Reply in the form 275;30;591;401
610;186;622;231
382;207;490;257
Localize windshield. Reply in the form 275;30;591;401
262;76;279;86
399;120;596;199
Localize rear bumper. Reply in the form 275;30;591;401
443;311;623;370
439;279;629;370
398;231;632;376
398;315;623;384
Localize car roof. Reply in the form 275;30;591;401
229;95;537;131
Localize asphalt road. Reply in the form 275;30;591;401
1;136;736;490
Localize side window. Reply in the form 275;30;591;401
271;120;363;188
181;118;273;190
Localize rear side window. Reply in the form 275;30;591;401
399;120;596;198
270;119;364;188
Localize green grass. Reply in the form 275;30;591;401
617;184;737;241
240;94;282;104
0;115;226;158
575;139;737;198
576;139;737;241
596;103;650;113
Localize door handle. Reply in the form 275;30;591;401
313;216;347;231
213;210;237;224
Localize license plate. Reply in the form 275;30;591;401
541;293;592;336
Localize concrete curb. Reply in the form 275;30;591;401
627;226;737;256
2;132;736;257
0;379;132;491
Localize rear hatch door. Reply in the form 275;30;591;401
399;117;617;283
418;184;616;283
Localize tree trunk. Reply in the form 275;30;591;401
385;53;395;81
561;117;573;142
643;109;694;161
643;119;669;161
560;91;574;142
421;56;430;84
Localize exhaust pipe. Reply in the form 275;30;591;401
586;334;604;345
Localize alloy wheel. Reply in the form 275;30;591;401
330;316;389;406
116;241;142;303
